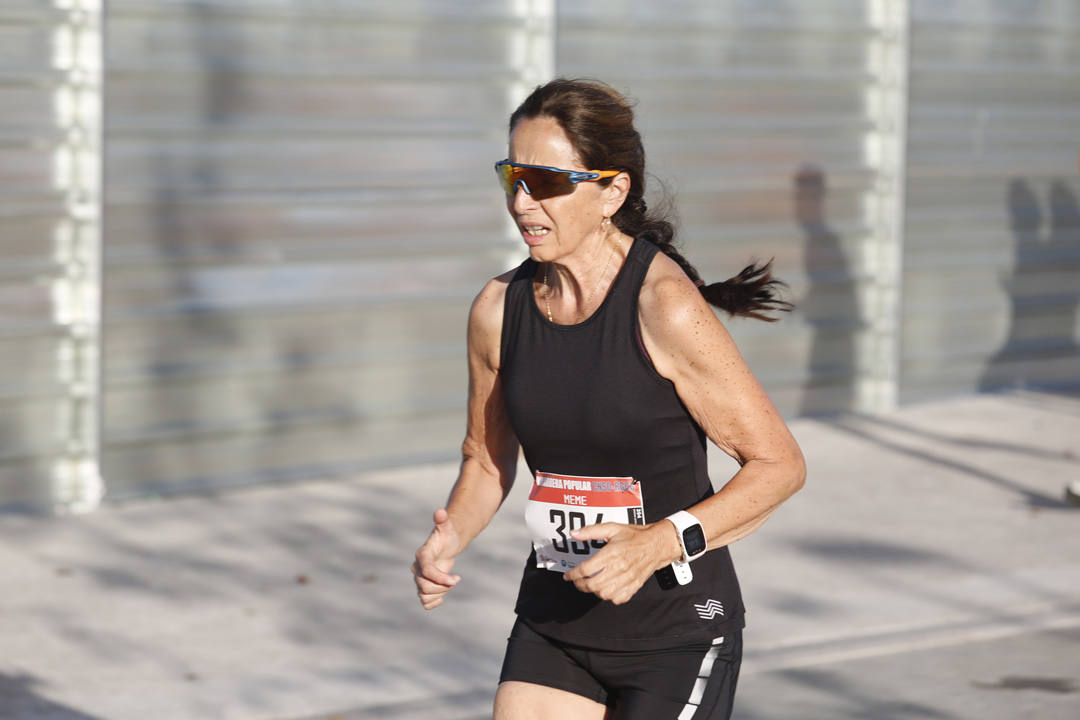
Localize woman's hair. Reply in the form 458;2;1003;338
509;78;792;322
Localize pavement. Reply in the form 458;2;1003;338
1;390;1078;720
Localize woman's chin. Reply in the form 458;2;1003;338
527;245;551;263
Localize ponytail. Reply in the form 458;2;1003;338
613;192;792;322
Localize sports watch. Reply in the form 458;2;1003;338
665;510;707;585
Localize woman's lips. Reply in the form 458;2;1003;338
521;225;550;246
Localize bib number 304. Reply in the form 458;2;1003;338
548;509;607;555
525;471;645;572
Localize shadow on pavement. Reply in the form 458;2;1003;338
850;412;1079;463
737;667;959;720
792;532;1080;635
291;689;494;720
0;672;102;720
797;537;962;566
824;417;1072;509
1;475;517;715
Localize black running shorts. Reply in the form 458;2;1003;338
498;618;742;719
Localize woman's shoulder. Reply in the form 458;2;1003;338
637;245;735;372
474;262;528;313
638;247;708;325
467;264;527;355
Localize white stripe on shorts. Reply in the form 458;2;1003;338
677;636;724;720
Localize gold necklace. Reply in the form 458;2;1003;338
543;237;619;323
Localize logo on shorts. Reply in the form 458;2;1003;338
694;599;724;620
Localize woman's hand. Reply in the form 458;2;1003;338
561;521;681;605
413;508;462;610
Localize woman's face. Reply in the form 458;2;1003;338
506;116;617;263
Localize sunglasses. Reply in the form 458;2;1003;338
494;160;620;200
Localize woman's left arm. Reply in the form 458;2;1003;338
640;256;806;549
564;255;805;603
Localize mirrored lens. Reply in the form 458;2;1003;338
496;163;516;194
496;164;576;200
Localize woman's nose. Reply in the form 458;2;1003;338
511;183;538;212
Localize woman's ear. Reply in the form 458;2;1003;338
603;172;631;216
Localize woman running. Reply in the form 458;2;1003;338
413;78;806;720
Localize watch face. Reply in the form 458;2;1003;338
683;524;707;557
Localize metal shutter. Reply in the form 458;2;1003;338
5;1;1078;509
102;1;553;498
902;0;1080;401
556;0;890;416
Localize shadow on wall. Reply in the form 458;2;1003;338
793;165;859;416
125;4;350;499
0;672;103;719
979;179;1080;391
116;1;252;499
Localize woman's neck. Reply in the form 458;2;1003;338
540;229;632;322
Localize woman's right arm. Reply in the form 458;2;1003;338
413;273;520;610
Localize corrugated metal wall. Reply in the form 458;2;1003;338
0;3;56;505
3;0;1079;507
902;0;1080;400
102;1;550;498
557;0;881;415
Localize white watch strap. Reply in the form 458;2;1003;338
671;559;693;585
666;510;705;563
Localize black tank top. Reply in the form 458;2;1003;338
500;236;745;651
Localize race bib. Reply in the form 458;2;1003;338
525;470;645;572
